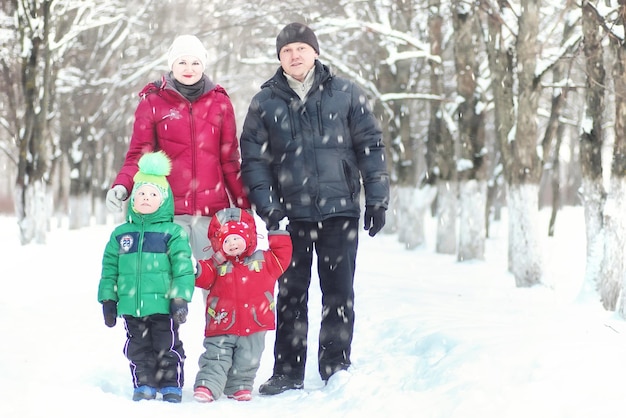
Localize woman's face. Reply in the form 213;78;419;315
171;55;203;85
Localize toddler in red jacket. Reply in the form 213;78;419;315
193;208;292;402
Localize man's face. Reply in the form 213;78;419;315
171;55;203;85
132;184;162;214
279;42;318;82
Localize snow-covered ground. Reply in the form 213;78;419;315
2;206;626;418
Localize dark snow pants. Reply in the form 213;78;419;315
273;217;358;381
123;314;185;389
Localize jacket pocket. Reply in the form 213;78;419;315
342;160;357;201
206;296;235;331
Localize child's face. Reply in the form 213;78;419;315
132;184;162;214
222;234;246;256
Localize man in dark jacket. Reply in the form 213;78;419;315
240;22;390;395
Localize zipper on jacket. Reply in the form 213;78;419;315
136;219;145;317
169;87;198;214
316;101;324;136
189;103;197;213
288;104;297;140
342;161;357;201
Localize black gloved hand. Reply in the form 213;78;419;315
170;298;188;325
102;300;117;328
364;205;386;237
263;209;285;231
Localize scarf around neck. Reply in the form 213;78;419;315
173;77;205;102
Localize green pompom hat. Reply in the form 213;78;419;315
132;151;172;202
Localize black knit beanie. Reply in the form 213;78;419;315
276;22;320;60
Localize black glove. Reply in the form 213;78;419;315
170;298;188;325
263;209;285;231
102;300;117;328
364;205;386;237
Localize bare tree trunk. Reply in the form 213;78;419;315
379;0;422;246
458;180;486;260
609;25;626;314
544;2;578;236
607;181;626;313
436;182;457;253
483;1;515;266
453;0;487;262
543;89;565;236
427;0;457;254
507;183;542;285
507;0;543;286
579;1;609;306
396;185;437;249
64;122;93;230
547;98;563;238
15;0;54;245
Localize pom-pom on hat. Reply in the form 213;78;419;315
276;22;319;60
167;34;208;71
132;151;172;202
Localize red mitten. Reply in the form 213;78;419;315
212;250;227;265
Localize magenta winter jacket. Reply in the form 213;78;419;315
112;74;250;216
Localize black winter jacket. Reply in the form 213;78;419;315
240;61;389;223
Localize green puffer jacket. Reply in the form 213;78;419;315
98;183;195;318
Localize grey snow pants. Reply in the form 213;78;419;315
194;332;266;399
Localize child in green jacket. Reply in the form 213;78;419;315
98;151;195;403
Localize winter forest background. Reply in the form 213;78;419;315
1;1;626;315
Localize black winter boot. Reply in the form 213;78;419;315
258;375;303;395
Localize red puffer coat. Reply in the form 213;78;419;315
112;73;250;216
196;209;292;337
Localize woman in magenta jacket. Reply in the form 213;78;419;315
106;34;250;259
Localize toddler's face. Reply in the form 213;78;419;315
132;184;162;214
222;234;246;256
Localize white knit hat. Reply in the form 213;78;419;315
167;35;208;71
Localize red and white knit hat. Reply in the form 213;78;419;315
208;208;257;258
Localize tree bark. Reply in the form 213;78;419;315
579;1;609;306
427;0;457;254
507;183;543;286
15;0;54;245
507;0;543;286
453;0;487;261
483;0;515;258
609;19;626;314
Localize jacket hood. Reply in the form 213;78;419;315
127;183;175;225
208;208;257;258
